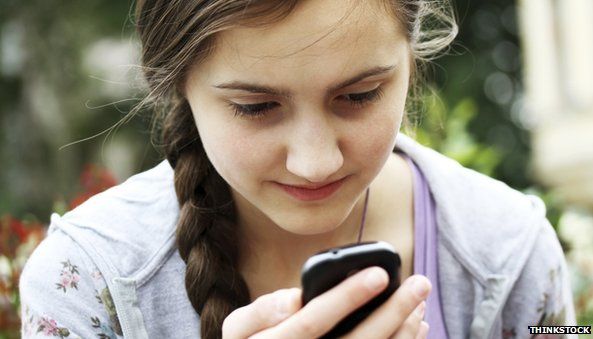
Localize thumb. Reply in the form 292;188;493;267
222;288;302;339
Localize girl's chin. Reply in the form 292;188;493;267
271;211;349;236
283;224;339;236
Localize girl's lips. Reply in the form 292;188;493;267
276;176;348;201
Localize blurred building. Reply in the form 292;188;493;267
519;0;593;209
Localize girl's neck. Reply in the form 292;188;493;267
236;190;369;277
236;152;415;299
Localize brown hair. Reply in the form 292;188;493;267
133;1;457;338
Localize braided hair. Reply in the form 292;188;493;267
163;93;250;338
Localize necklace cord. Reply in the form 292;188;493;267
356;187;370;243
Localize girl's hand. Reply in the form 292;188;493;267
222;266;431;339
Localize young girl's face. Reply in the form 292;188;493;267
185;0;411;235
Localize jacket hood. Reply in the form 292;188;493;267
50;160;179;283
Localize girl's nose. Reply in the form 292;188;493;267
285;114;344;183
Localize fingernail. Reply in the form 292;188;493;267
420;321;430;337
409;275;431;299
364;267;388;291
415;301;426;318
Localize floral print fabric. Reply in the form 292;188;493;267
56;260;80;293
19;230;123;339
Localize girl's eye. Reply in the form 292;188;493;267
228;86;384;119
228;101;279;120
339;87;384;108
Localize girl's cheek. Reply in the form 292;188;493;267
210;127;278;183
348;111;400;164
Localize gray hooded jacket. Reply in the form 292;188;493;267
19;134;576;338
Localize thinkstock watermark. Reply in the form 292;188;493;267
528;325;592;335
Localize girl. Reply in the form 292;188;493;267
20;0;576;338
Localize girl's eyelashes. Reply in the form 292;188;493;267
339;86;384;109
229;101;279;119
228;86;385;119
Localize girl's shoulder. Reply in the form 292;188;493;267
395;135;576;335
20;157;203;337
396;133;553;276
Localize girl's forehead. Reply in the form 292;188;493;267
220;0;399;57
194;0;406;83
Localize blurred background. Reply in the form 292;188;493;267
1;0;592;337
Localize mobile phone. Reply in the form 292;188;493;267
300;241;401;338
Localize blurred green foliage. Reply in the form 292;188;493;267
0;0;160;221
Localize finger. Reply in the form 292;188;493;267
389;301;425;339
259;266;389;339
344;275;431;339
222;288;301;339
415;321;429;339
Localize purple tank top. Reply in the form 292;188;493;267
400;153;449;338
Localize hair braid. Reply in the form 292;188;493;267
163;96;250;338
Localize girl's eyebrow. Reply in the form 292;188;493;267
212;64;396;99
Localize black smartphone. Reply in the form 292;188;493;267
300;241;401;338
